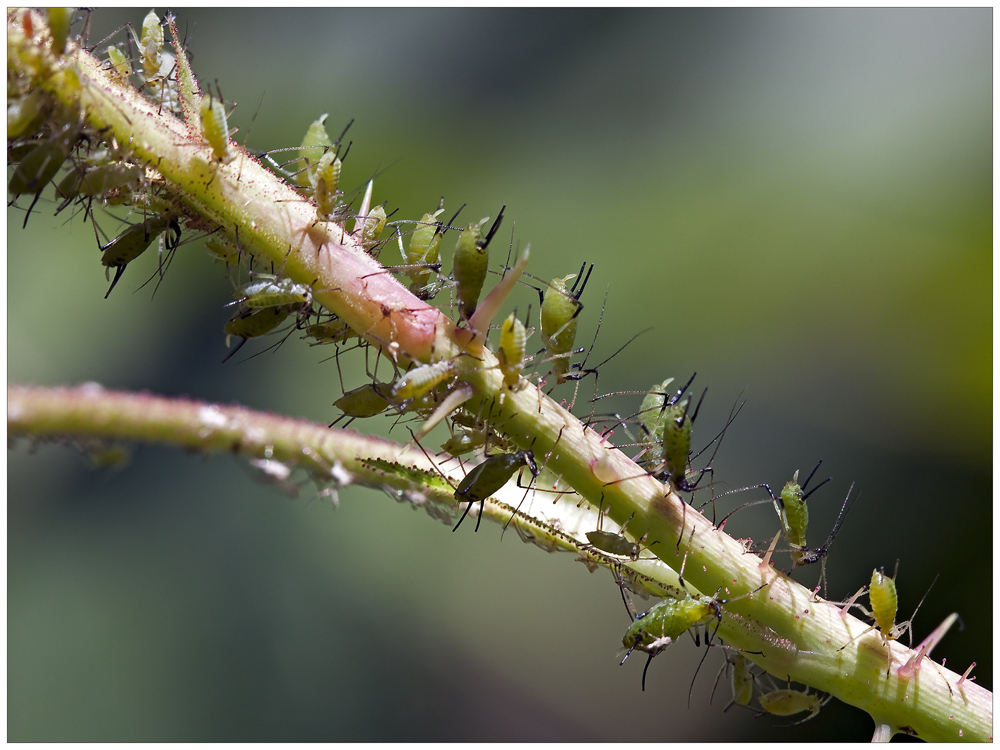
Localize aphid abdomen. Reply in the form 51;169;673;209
9;133;74;196
869;568;898;636
623;596;716;651
360;205;388;253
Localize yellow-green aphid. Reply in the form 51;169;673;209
224;306;292;347
453;449;537;532
100;214;180;298
621;594;722;691
406;205;446;295
497;311;527;392
106;46;133;81
757;682;830;725
359;205;388;253
233;276;311;309
583;499;645;560
839;563;938;677
540;266;591;383
295;114;331;188
7;89;49;139
312;150;342;220
389;359;458;402
452;207;505;321
47;7;72;55
333;383;391;420
200;94;231;162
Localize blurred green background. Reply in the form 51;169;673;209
8;8;991;741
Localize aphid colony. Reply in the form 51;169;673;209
11;10;974;734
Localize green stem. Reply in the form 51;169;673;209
8;10;991;741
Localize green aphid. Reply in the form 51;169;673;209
635;377;674;470
232;276;312;309
756;681;831;725
621;593;722;691
390;359;458;402
302;317;357;346
79;163;144;197
453;449;537;533
452;206;504;321
359;205;388;253
497;311;527;393
7;89;49;139
296;113;332;188
333;383;392;419
100;214;180;298
406;205;446;295
539;264;592;383
223;306;292;347
726;652;754;710
9;126;77;198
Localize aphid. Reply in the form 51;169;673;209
302;317;358;346
452;207;505;321
497;310;528;396
106;45;133;82
582;498;653;561
9;124;78;226
453;449;538;532
295;113;332;188
539;263;593;384
231;275;312;309
223;306;293;359
98;213;181;298
247;457;299;498
359;204;388;253
756;679;831;725
405;203;446;297
619;546;769;691
332;383;392;421
205;238;240;267
78;162;144;198
634;377;674;470
726;652;754;711
838;563;939;677
312;150;342;220
7;89;49;139
200;93;231;162
136;10;163;83
389;359;459;403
